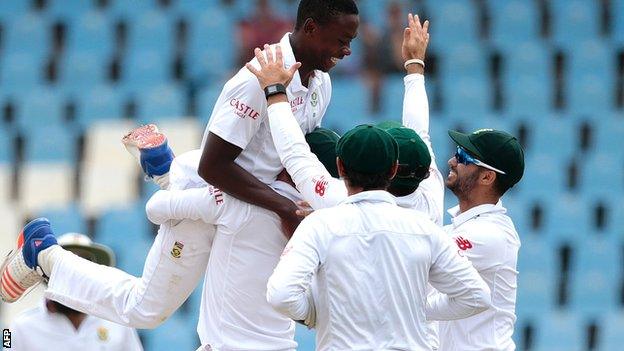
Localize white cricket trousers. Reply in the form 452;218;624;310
45;219;215;329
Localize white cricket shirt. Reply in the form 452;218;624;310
267;190;491;351
202;32;331;185
439;201;520;351
10;302;143;351
146;150;302;351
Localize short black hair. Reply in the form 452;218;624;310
342;164;392;191
295;0;359;30
492;173;512;197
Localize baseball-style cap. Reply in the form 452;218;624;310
57;233;116;267
305;127;340;178
337;124;398;174
376;120;402;130
448;128;525;187
385;127;431;189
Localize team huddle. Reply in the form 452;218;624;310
1;1;525;350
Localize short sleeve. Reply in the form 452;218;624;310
206;67;268;149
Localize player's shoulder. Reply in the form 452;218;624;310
10;306;44;329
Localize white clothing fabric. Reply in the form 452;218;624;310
438;201;520;351
45;151;215;329
267;190;491;351
9;301;143;351
202;32;331;185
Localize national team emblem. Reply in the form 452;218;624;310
171;241;184;258
455;236;473;251
311;92;318;107
97;326;109;342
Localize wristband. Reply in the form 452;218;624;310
404;58;425;70
264;83;287;99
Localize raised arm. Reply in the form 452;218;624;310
245;45;347;210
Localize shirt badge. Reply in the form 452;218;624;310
310;92;318;107
97;327;109;342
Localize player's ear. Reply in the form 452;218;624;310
303;18;317;35
337;157;346;178
388;161;399;180
480;169;496;186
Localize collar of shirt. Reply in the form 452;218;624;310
279;33;324;93
340;190;397;206
447;201;507;228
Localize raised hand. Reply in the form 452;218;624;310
402;13;430;62
245;44;302;90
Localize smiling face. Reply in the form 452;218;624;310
445;154;482;198
306;14;359;72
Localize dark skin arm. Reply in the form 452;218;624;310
198;132;301;238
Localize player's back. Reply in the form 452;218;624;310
311;191;445;350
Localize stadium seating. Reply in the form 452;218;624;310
1;1;622;349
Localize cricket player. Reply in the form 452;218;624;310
266;124;492;350
438;129;525;350
197;0;360;236
9;233;143;351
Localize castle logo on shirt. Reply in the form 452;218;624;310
97;326;109;342
229;98;260;119
455;236;473;251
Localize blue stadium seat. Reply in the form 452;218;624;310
439;43;488;82
128;10;174;53
23;125;76;162
295;324;316;351
65;10;113;57
569;236;621;314
142;312;199;351
488;0;540;50
46;0;95;21
517;153;566;196
116;233;153;278
504;74;552;116
76;84;124;128
500;195;531;235
527;117;577;158
196;82;225;125
542;193;591;244
442;75;490;114
593;116;624;156
427;0;479;52
613;0;624;44
0;0;30;21
516;234;558;314
533;311;586;351
0;53;42;95
380;74;404;120
39;204;87;235
567;73;615;114
16;88;65;130
4;13;49;56
550;0;600;46
123;49;171;92
60;51;107;94
323;77;371;134
0;126;15;164
579;154;623;198
109;0;155;20
598;312;624;351
186;7;236;80
136;84;186;123
95;203;151;258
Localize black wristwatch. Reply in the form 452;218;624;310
264;83;287;99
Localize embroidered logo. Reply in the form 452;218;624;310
310;92;318;107
313;176;328;197
97;326;109;342
455;236;473;251
229;98;260;119
171;241;184;259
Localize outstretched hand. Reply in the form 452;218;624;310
245;44;302;90
402;13;430;62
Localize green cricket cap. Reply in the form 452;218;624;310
336;124;398;174
305;127;340;178
385;127;431;188
376;120;403;130
448;128;525;187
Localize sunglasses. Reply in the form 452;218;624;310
454;146;506;175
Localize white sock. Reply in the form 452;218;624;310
37;245;64;277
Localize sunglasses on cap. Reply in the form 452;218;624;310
454;146;506;175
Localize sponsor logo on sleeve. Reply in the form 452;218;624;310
290;96;305;112
455;236;473;251
229;98;260;119
313;176;329;197
208;186;224;205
